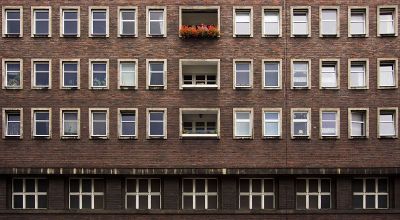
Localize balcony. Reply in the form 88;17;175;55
179;6;220;39
180;108;220;139
179;59;220;90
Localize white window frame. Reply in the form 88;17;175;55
319;6;340;37
377;6;398;37
12;178;47;209
377;107;398;138
31;6;52;37
146;6;167;37
296;178;331;210
377;58;398;89
291;59;311;89
69;178;104;209
89;59;109;89
179;59;220;90
146;108;167;139
2;6;23;37
31;59;52;89
239;178;275;210
60;6;80;37
125;178;161;209
233;108;253;139
348;6;369;37
291;6;311;37
60;59;80;89
118;108;138;139
262;6;282;37
146;59;167;90
233;7;253;37
89;108;109;139
31;108;51;139
2;58;23;89
60;108;80;139
348;59;369;89
89;6;109;37
179;108;220;139
262;108;282;139
353;178;389;209
118;59;138;89
291;108;311;139
319;108;340;139
233;59;253;89
2;108;23;139
348;108;369;139
182;178;218;210
319;59;340;89
118;6;138;37
262;59;282;89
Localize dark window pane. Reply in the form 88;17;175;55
183;179;193;192
150;72;164;85
321;195;331;209
296;179;306;192
296;195;306;209
353;179;363;192
321;179;330;192
70;195;79;209
196;179;205;193
196;196;205;209
207;179;217;192
35;20;49;34
151;195;160;209
252;195;262;210
126;179;136;192
64;21;77;34
126;195;136;209
82;179;91;193
93;21;106;35
252;179;262;192
264;179;274;192
309;195;318;209
151;179;160;192
13;195;23;208
366;195;375;209
38;195;47;209
70;179;80;192
353;195;363;209
94;195;103;209
309;179;318;193
139;195;147;209
139;179;148;192
37;179;47;192
183;196;193;209
240;195;249;209
240;179;249;192
82;195;92;209
150;121;163;136
13;179;23;192
366;179;375;192
264;195;274;209
208;195;217;209
26;195;35;208
378;179;388;193
378;195;388;208
94;179;104;193
25;179;35;192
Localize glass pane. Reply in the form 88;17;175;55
64;11;77;19
236;122;250;136
151;195;160;209
150;21;163;35
293;22;308;35
321;195;331;209
378;179;388;192
122;122;135;136
26;195;35;208
93;122;106;136
150;11;163;20
94;179;103;193
35;21;49;34
296;195;306;209
264;195;274;209
7;20;20;34
13;195;23;208
92;11;106;19
309;179;318;193
70;195;79;209
208;195;217;209
82;195;91;209
139;179;148;192
82;179;91;192
38;179;47;192
183;179;193;192
64;72;77;86
352;179;363;192
294;122;308;136
126;195;136;209
36;122;49;136
236;23;251;35
93;21;106;34
150;72;164;85
265;63;279;87
139;195;147;209
150;121;163;136
126;179;136;193
195;196;205;209
353;195;363;209
366;179;375;192
240;195;249;209
183;196;193;209
208;179;217;192
296;179;306;192
366;195;375;209
93;73;106;86
7;11;20;19
151;179;160;192
64;21;78;34
196;179;205;193
264;179;274;192
309;195;318;209
252;195;262;210
25;179;35;192
122;11;135;20
94;195;103;209
236;12;250;22
378;195;388;208
38;195;47;209
252;179;262;192
240;179;249;192
321;179;330;192
13;179;23;192
35;72;49;86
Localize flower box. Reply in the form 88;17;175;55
179;24;219;39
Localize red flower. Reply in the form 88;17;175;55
180;24;219;39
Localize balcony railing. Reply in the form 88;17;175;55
179;24;219;39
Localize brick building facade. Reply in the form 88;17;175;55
0;0;399;219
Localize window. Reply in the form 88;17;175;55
89;60;108;89
378;108;398;138
118;7;137;37
296;179;331;210
89;109;108;139
32;60;51;89
234;60;252;88
239;179;274;210
2;7;23;37
118;108;138;139
61;60;79;89
320;60;339;89
233;109;253;139
292;109;311;138
291;60;311;89
147;108;167;139
147;7;166;37
353;178;388;209
320;109;340;138
147;59;167;89
61;109;79;138
126;178;161;209
179;6;220;38
3;108;23;138
349;59;368;89
377;6;398;36
12;178;47;209
2;59;22;89
234;7;252;37
180;108;220;139
320;7;339;37
263;109;281;138
378;59;397;89
349;109;369;138
118;59;137;89
32;109;51;138
60;7;79;37
89;7;108;37
291;7;311;37
31;7;51;37
263;60;281;89
263;7;281;37
180;59;220;90
349;7;369;37
182;178;218;210
69;178;104;209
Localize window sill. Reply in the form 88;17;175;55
147;136;166;140
320;87;339;90
90;87;108;90
234;35;252;38
349;34;367;38
292;87;310;90
262;87;281;90
90;136;109;140
4;86;22;90
320;34;338;38
378;86;397;90
119;86;137;90
348;87;368;90
61;87;79;90
62;34;79;38
33;34;50;38
378;135;397;139
291;34;310;38
181;85;218;90
291;136;310;140
119;136;137;140
32;87;50;90
263;136;281;140
33;136;51;140
234;86;252;90
61;136;80;140
119;34;137;38
233;136;253;140
4;34;21;38
148;86;166;90
378;33;396;37
90;35;108;38
263;34;280;38
349;136;368;139
147;35;166;38
181;134;219;139
4;136;22;140
320;136;339;140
